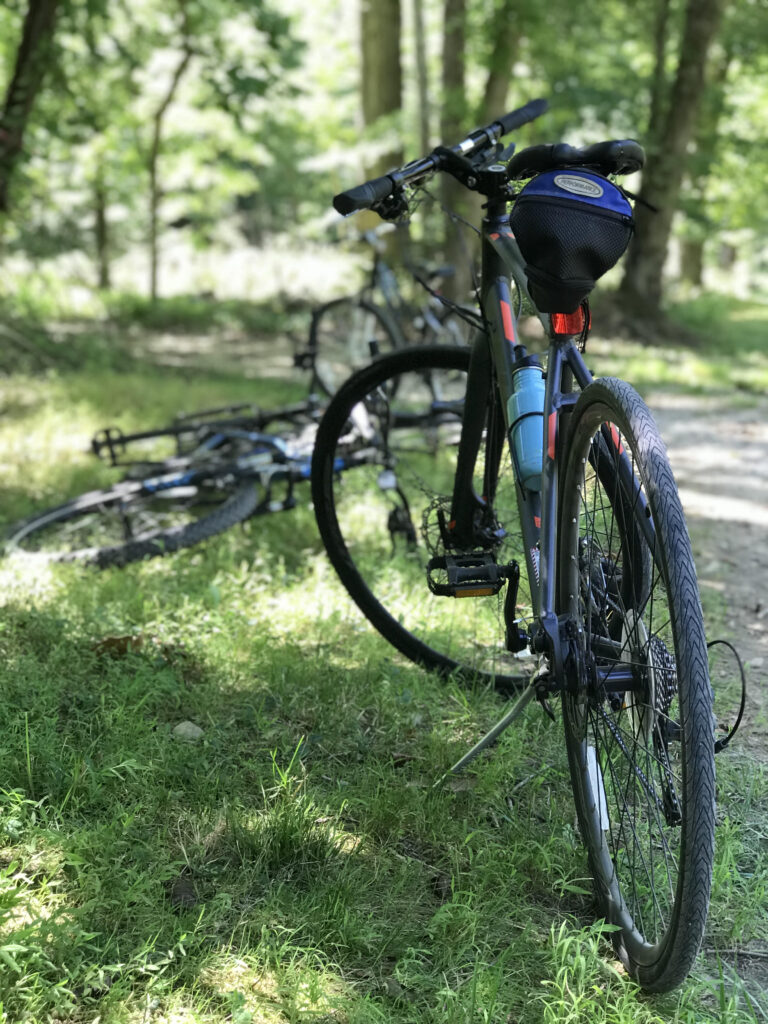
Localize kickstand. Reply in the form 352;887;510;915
434;678;538;785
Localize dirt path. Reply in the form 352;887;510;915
650;392;768;755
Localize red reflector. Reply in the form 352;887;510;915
551;309;591;335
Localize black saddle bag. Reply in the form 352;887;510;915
509;169;633;313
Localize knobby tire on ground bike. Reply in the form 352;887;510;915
557;376;715;992
311;344;531;692
309;296;399;397
4;477;260;568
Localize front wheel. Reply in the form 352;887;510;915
557;377;715;992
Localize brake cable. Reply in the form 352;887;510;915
708;638;747;753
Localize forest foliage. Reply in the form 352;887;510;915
0;0;766;312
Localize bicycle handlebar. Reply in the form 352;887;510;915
333;97;548;216
493;98;549;136
334;176;396;216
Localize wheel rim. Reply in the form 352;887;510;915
10;483;239;559
316;347;531;687
312;300;398;396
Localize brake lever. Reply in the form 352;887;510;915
498;141;516;163
477;141;510;169
374;187;410;221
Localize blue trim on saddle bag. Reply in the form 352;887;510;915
517;170;632;217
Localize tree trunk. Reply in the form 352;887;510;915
0;0;60;213
619;0;724;314
680;239;703;286
94;169;110;289
477;0;518;125
412;0;430;155
361;0;402;179
679;45;732;286
647;0;671;157
441;0;473;302
148;47;192;301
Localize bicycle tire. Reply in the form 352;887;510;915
5;477;260;569
309;296;400;397
311;344;530;691
558;377;715;992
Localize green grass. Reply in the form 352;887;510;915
0;301;766;1022
104;293;305;336
585;292;768;398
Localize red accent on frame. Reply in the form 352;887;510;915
609;424;625;455
500;300;514;341
534;515;541;528
548;412;557;460
489;232;500;240
550;310;587;335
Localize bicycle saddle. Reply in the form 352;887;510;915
507;140;645;180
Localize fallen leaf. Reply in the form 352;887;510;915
381;977;406;1000
91;634;144;657
447;776;477;792
167;875;198;909
391;752;419;767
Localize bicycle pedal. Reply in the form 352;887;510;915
426;553;511;598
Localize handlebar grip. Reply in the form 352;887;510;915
333;175;395;216
494;98;549;136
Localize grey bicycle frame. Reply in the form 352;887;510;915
450;193;653;678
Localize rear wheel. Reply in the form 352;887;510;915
309;296;399;397
311;344;530;690
5;476;259;568
558;377;715;992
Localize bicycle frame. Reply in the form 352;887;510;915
450;193;648;684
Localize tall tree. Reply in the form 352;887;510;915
646;0;672;159
679;41;732;285
148;31;193;301
361;0;402;179
619;0;725;314
476;0;518;125
441;0;472;300
0;0;60;213
412;0;430;155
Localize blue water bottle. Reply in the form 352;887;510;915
507;356;545;491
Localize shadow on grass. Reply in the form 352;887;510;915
0;581;600;1022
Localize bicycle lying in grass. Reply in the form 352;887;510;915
4;394;464;569
297;225;475;396
311;98;728;991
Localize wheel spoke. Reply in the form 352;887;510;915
311;345;531;689
560;380;714;990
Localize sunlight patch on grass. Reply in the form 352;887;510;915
200;955;348;1024
0;553;62;603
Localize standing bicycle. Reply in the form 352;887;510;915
311;99;718;991
298;224;475;396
